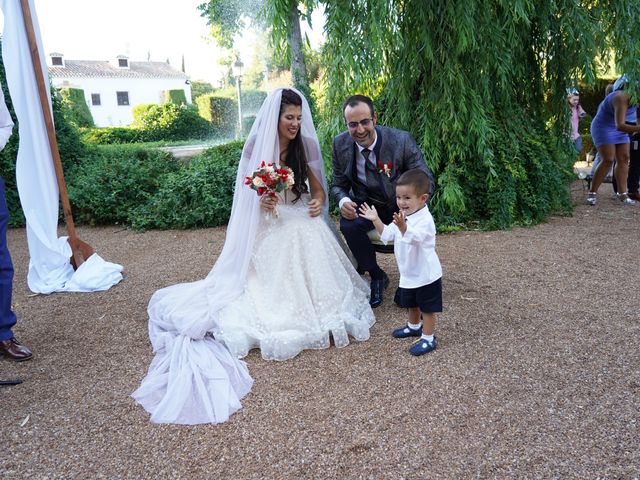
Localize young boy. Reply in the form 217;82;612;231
359;169;442;356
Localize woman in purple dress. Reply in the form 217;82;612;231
587;75;640;205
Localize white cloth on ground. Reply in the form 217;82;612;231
0;0;123;293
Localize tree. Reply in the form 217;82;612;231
190;80;215;102
198;0;317;93
319;0;640;229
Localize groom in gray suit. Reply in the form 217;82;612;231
331;95;434;308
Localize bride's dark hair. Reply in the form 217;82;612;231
280;89;308;202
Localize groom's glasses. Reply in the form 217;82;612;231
347;118;373;130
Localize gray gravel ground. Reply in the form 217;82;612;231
1;181;638;479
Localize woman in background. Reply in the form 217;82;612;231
587;75;640;205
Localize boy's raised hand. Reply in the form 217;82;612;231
392;211;407;233
358;203;379;221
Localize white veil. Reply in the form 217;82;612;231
133;87;327;424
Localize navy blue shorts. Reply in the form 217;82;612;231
396;278;442;313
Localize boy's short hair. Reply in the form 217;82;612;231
396;169;431;195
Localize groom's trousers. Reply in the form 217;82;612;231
340;203;395;275
0;178;17;341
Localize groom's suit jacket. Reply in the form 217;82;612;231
331;125;434;212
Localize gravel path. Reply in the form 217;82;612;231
1;181;638;479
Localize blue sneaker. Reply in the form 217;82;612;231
409;336;437;356
392;325;422;338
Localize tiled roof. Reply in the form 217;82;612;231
48;60;189;79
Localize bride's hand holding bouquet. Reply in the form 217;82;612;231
245;162;295;218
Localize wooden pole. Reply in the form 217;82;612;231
18;0;93;268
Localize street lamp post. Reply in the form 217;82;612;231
233;56;244;139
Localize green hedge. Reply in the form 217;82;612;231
81;126;143;144
59;87;95;128
131;103;213;140
67;145;180;225
82;103;214;145
196;94;237;138
131;141;244;229
165;89;187;105
66;140;244;229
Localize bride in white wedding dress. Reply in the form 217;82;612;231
133;88;375;425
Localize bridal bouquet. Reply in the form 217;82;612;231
245;162;295;218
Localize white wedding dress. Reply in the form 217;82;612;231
215;194;375;361
133;88;373;425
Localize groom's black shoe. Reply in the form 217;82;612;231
369;272;389;308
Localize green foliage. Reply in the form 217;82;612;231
59;87;95;128
319;0;640;230
165;89;187;105
190;80;215;102
81;126;143;145
51;88;87;172
131;141;244;229
200;0;319;92
66;140;244;229
67;145;180;225
197;0;257;49
196;94;237;138
83;104;214;144
131;103;213;141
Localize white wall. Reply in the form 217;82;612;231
51;77;192;127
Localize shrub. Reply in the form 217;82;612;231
165;89;187;105
81;126;143;145
196;94;236;138
59;87;95;128
67;145;180;225
131;103;213;141
190;80;214;102
130;140;244;229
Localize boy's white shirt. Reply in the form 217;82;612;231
380;204;442;288
0;85;14;151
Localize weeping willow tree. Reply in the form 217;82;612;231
310;0;640;229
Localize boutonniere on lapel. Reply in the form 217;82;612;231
377;161;393;177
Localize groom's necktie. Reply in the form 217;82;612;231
362;148;387;206
361;148;371;162
362;148;376;177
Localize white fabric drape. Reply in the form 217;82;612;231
0;0;122;293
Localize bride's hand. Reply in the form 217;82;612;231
308;198;323;217
260;193;278;211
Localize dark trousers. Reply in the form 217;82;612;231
0;178;16;341
340;202;395;275
611;143;640;193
